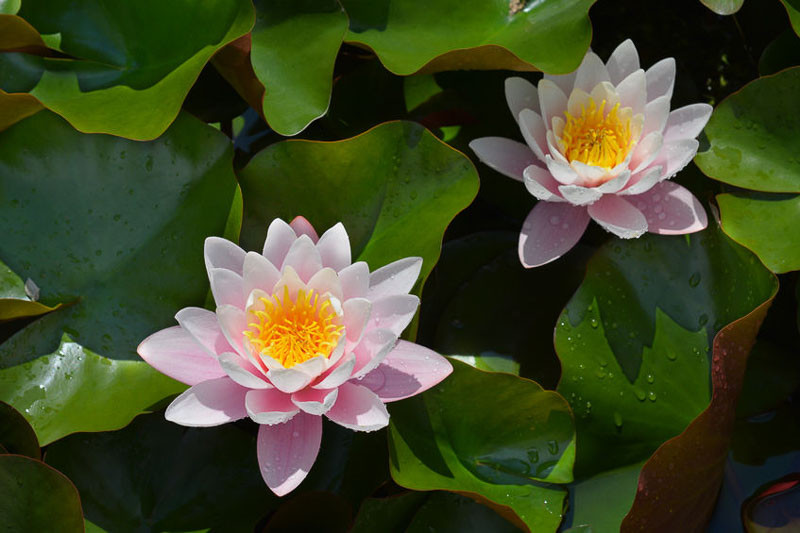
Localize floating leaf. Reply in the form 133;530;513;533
389;359;575;532
0;257;59;321
0;400;39;458
237;120;479;304
0;454;83;532
699;0;744;15
0;0;254;139
0;111;237;443
340;0;595;75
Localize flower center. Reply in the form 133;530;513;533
244;286;343;369
561;99;633;169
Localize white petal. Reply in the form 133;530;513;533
208;268;245;309
606;39;640;85
246;388;299;425
571;161;609;185
325;382;390;432
338;261;370;300
616;69;646;115
281;235;323;283
204;237;246;276
352;328;398;378
646;58;676;102
558;184;603;206
165;377;248;427
243;251;281;298
574;52;611;93
630;131;663;173
663;103;713;144
267;356;328;393
595;170;632;194
642;95;671;138
518;202;590;268
307;267;343;302
215;304;249;358
567;88;592;118
538;78;568;128
316;223;351;272
367;294;419;336
545;155;580;185
291;388;339;416
523;165;566;202
342;297;372;344
218;352;270;389
175;307;234;357
543;70;578;96
368;257;422;299
262;219;298;267
652;139;700;180
518;109;548;162
505;76;540;120
619;166;663;196
313;352;356;389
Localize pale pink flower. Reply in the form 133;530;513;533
470;39;711;268
137;217;452;496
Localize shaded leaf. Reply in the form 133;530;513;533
0;454;83;533
699;0;744;15
389;359;575;532
0;400;38;458
0;111;237;442
0;257;59;321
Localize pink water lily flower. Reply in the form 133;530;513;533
137;217;452;496
470;39;711;268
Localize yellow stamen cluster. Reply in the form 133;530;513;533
562;99;632;169
244;286;343;369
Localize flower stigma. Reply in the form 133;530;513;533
561;98;633;169
244;286;343;368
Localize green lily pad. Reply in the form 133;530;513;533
45;412;276;532
352;491;520;533
0;257;59;321
0;0;253;139
699;0;744;15
250;0;348;136
781;0;800;37
0;111;237;444
695;67;800;193
716;192;800;274
565;462;645;532
340;0;595;75
0;454;84;533
0;400;39;458
554;225;777;528
389;359;575;532
237;120;479;304
759;30;800;76
0;334;183;445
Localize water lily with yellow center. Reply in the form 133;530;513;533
470;39;711;267
137;217;452;496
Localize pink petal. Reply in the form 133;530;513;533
469;137;536;182
538;79;568;129
505;76;540;120
343;297;372;343
289;216;319;243
518;202;591;268
570;161;608;184
281;235;323;283
606;39;640;85
523;165;565;202
291;387;339;415
629;181;708;235
518;109;548;162
204;237;246;276
218;352;270;389
367;294;419;336
359;341;452;402
646;57;676;102
243;252;281;300
338;261;370;300
257;412;321;496
175;307;234;357
165;377;247;427
367;257;422;300
662;103;713;144
262;219;298;267
246;388;299;425
325;382;389;432
353;328;398;378
208;268;246;309
313;352;356;389
587;195;647;238
315;223;351;272
137;326;226;386
615;69;646;115
574;52;611;93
